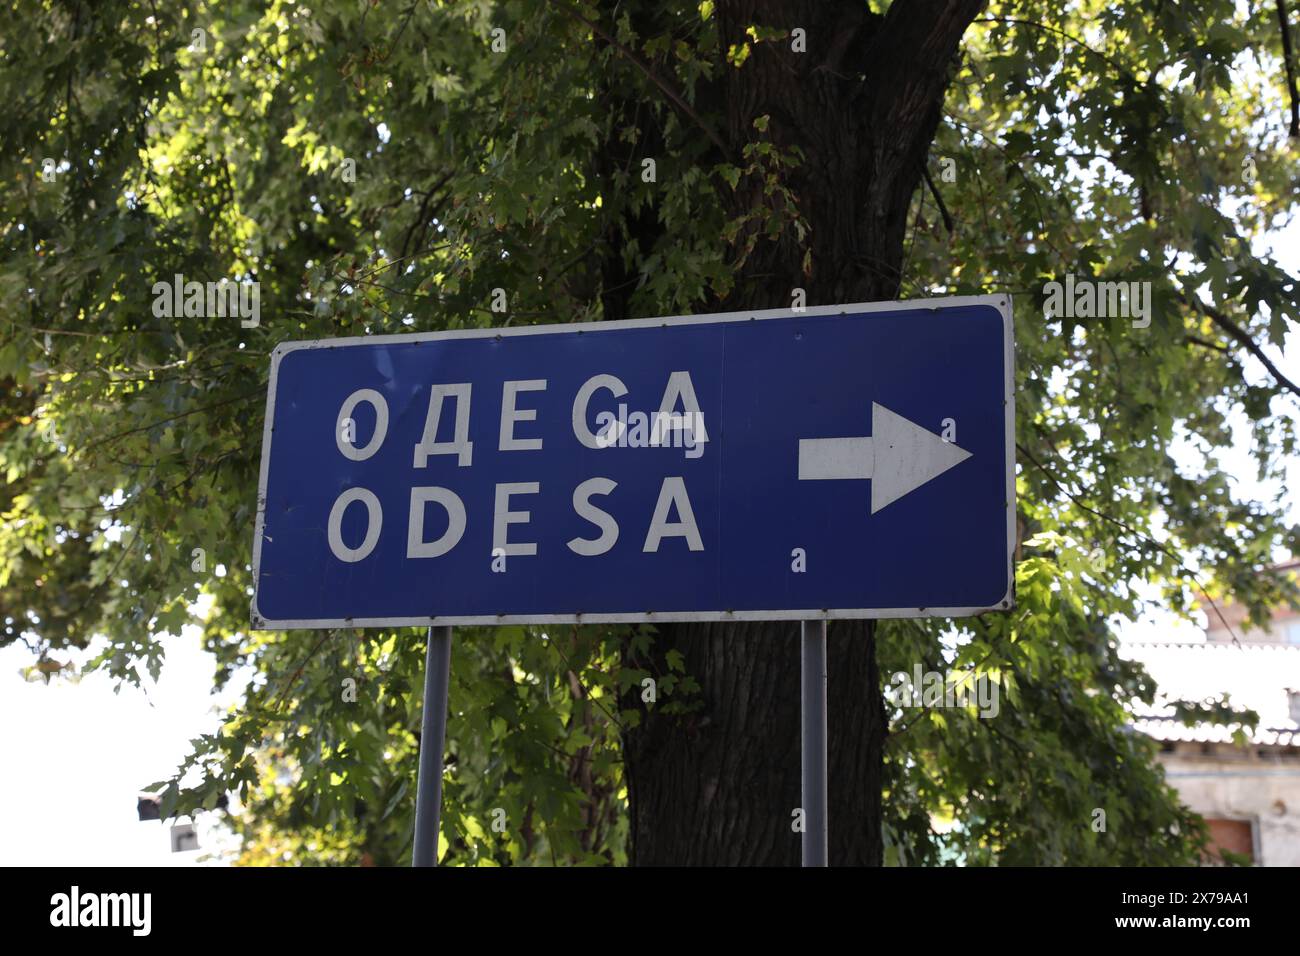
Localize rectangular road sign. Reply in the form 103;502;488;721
251;295;1014;628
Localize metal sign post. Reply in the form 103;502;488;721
412;625;452;867
801;620;828;867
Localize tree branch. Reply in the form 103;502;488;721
1184;295;1300;400
920;161;955;234
558;4;729;158
865;0;991;123
1277;0;1300;138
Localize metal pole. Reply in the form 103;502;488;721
801;619;828;867
412;625;452;867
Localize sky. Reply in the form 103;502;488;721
0;620;244;866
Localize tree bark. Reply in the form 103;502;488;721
603;0;986;865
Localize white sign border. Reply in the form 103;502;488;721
251;294;1015;629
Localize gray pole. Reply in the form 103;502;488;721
412;625;452;867
801;619;828;867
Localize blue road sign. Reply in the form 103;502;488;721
251;296;1014;628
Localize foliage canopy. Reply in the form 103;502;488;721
3;0;1299;864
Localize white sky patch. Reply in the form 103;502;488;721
0;617;249;865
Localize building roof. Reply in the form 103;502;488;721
1121;641;1300;748
1130;717;1299;747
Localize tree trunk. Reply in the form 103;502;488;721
603;0;986;865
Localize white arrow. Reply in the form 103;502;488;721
798;403;973;514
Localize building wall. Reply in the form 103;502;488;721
1159;745;1300;866
1205;615;1300;645
1201;560;1300;644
